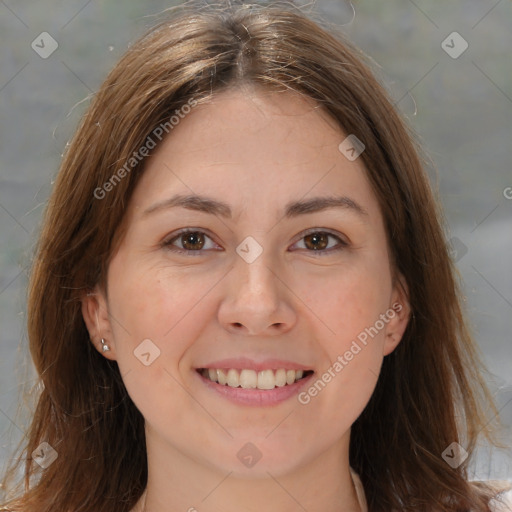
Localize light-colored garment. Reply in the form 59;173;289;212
349;468;369;512
349;468;512;512
490;488;512;512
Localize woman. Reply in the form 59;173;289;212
1;1;511;511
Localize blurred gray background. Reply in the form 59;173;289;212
1;0;511;484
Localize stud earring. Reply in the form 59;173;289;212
100;338;111;352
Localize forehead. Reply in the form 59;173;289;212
128;87;382;225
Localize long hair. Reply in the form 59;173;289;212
1;2;510;511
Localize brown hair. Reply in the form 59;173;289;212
1;1;510;511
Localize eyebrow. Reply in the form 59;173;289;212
142;193;368;219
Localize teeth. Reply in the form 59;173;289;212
257;369;275;390
275;368;287;387
201;368;308;389
240;369;257;389
226;369;239;387
217;369;227;385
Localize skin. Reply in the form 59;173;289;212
82;85;410;512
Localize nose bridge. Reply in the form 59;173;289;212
234;240;278;298
217;231;297;335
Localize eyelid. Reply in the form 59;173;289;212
294;227;349;245
162;227;349;255
290;228;349;255
162;227;222;253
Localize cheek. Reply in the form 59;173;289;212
104;263;209;426
107;260;208;340
295;259;392;345
105;260;223;385
294;257;391;415
299;322;384;436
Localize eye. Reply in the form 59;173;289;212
162;228;348;256
162;229;220;254
291;229;348;255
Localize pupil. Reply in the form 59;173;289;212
184;232;203;250
180;232;328;251
306;233;327;250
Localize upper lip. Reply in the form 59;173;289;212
196;357;313;372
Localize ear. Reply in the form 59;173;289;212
81;285;117;360
383;273;411;356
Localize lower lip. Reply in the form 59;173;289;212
195;370;314;406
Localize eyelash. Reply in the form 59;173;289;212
162;228;348;256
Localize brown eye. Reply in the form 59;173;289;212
163;229;218;253
303;232;330;251
180;231;205;250
292;230;348;255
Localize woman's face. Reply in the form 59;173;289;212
84;87;409;478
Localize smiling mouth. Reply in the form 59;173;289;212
197;368;314;390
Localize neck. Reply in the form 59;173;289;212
135;431;362;512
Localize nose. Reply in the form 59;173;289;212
217;251;296;336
